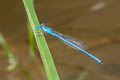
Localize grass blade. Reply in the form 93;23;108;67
23;0;60;80
27;19;35;57
27;0;35;57
0;33;18;71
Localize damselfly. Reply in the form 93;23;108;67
38;23;103;64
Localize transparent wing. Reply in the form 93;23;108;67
53;31;88;50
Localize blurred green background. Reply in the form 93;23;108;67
0;0;120;80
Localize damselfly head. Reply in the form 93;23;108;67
40;23;45;27
37;23;46;35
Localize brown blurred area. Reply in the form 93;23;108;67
0;0;120;80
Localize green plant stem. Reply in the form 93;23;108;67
23;0;60;80
28;19;35;57
27;0;35;57
0;33;18;71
